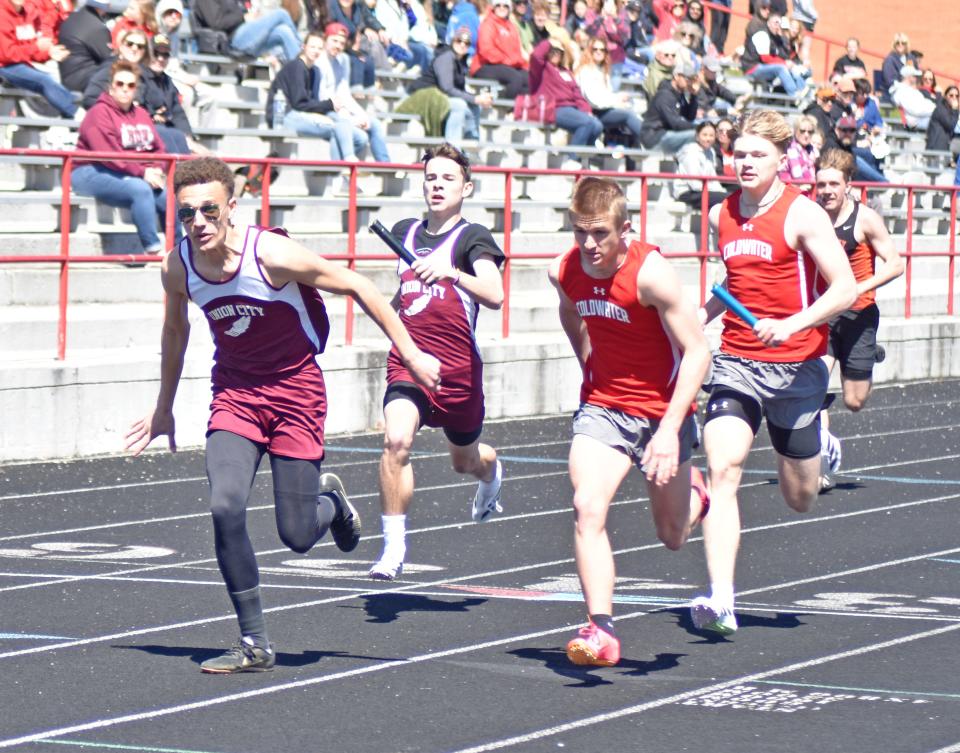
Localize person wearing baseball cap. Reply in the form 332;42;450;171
890;62;936;130
639;57;698;152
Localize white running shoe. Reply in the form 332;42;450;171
690;595;738;636
471;460;503;523
368;556;404;581
820;428;842;474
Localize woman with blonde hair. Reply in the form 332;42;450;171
575;36;643;146
879;32;917;98
779;113;819;190
111;0;158;48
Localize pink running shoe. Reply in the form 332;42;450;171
565;621;621;667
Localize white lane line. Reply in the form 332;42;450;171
0;607;648;749
0;437;572;505
927;743;960;753
444;622;960;753
6;618;957;750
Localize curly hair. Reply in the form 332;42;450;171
173;157;236;198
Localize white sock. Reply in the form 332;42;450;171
380;514;406;562
709;583;735;610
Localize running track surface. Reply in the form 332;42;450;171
0;379;958;753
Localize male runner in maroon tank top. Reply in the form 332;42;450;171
125;157;439;673
549;177;712;667
814;148;903;491
692;110;857;636
369;143;506;581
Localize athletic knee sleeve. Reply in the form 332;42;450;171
704;388;763;435
767;415;821;459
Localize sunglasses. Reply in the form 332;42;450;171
661;52;676;58
112;80;137;89
592;46;607;52
155;50;171;58
124;40;146;49
798;128;814;134
454;36;470;44
177;202;222;223
838;127;857;133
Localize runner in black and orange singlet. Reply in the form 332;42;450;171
125;157;440;673
814;148;904;491
691;111;857;636
549;177;712;667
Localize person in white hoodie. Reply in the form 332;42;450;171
574;37;643;147
891;65;935;130
372;0;436;71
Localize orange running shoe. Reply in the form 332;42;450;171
565;621;621;667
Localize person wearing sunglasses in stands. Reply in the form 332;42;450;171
72;60;176;255
80;28;150;109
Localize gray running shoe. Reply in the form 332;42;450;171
322;473;361;552
200;636;275;674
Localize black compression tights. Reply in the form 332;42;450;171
205;431;336;593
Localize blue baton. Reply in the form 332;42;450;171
711;284;759;327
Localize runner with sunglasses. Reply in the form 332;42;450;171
125;156;440;673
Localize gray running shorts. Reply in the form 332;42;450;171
572;403;699;470
710;352;829;430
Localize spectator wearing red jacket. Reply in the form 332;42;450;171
0;0;77;117
470;0;528;98
72;60;175;253
529;37;601;168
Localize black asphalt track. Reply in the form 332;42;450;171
1;378;958;753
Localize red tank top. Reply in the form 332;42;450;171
835;201;877;311
558;240;690;420
717;186;826;362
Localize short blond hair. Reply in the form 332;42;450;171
739;109;793;153
570;176;627;227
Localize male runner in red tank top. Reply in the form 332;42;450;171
814;148;903;491
369;144;506;581
549;177;712;667
692;110;857;636
125;157;440;673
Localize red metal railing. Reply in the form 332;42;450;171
1;148;957;359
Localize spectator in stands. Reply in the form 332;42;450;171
783;18;810;72
0;0;78;118
832;75;856;118
470;0;528;99
584;0;629;90
399;26;493;141
740;5;806;102
673;20;705;70
140;33;211;154
852;77;883;133
682;1;716;59
825;115;887;184
72;60;174;254
622;0;654;75
564;0;589;39
529;36;601;169
639;57;697;153
892;65;935;130
57;0;112;92
715;116;735;176
778;113;818;188
651;0;684;43
512;0;535;52
832;37;866;79
268;25;390;166
642;38;677;99
155;0;183;52
229;0;303;64
575;36;642;148
919;69;939;103
695;55;741;118
81;27;148;109
804;85;836;139
35;0;72;40
708;0;730;54
372;0;436;72
443;0;481;56
671;120;726;208
529;2;557;50
925;85;959;155
111;0;157;49
879;33;917;99
327;0;383;87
